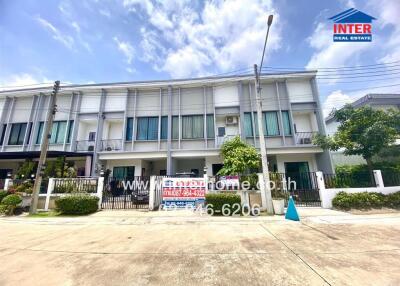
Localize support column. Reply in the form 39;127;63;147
0;97;12;151
96;176;104;209
29;94;43;151
131;89;137;151
158;88;162;151
85;155;92;176
92;89;106;176
275;82;285;146
283;80;296;144
121;89;129;151
238;81;246;140
373;170;384;188
203;86;208;148
1;97;16;151
23;95;38;151
70;92;82;152
63;93;75;151
167;85;173;175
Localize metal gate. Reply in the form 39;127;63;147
101;177;150;209
270;172;321;207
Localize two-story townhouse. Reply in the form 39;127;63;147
0;71;334;179
325;93;400;166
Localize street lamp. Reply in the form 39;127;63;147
254;14;274;214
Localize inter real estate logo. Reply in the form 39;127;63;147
329;8;376;42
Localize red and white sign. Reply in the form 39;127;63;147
162;177;206;207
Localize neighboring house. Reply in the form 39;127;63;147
0;71;333;179
325;93;400;166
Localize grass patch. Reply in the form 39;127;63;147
27;211;62;218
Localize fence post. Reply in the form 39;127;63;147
45;178;55;211
4;178;11;191
373;170;384;188
257;173;267;211
149;176;156;211
96;176;104;209
315;171;328;208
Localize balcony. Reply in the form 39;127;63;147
76;140;95;152
295;132;318;145
216;135;236;147
100;139;122;151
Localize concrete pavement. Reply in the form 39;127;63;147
0;208;399;285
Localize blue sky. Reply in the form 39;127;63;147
0;0;399;115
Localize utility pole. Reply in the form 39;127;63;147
254;14;274;214
29;80;60;214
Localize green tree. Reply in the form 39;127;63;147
16;159;36;179
314;105;400;172
43;157;77;178
217;136;260;175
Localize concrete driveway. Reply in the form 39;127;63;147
0;208;399;286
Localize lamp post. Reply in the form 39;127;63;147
254;14;274;214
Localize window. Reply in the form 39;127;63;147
206;114;215;138
66;120;74;143
243;112;280;137
50;121;68;144
282;111;292;135
8;123;27;145
244;113;253;137
182;115;203;139
265;112;279;136
217;127;225;137
161;116;168;140
0;124;7;145
36;122;44;144
113;166;135;179
172;116;179;139
126;117;133;141
137;117;158;140
88;132;96;141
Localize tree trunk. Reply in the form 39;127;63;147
365;157;374;183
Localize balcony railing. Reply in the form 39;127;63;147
76;140;95;152
295;132;318;145
100;139;122;151
216;135;236;147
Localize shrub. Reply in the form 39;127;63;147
1;194;22;215
55;195;99;215
0;190;8;203
205;193;241;216
332;191;398;210
15;181;33;194
386;192;400;209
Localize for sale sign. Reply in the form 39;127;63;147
162;177;206;208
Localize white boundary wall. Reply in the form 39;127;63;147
316;171;400;209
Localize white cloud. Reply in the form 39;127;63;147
306;22;369;72
322;90;354;117
134;0;281;78
123;0;153;14
0;73;52;91
113;37;135;64
71;21;80;33
36;15;74;49
99;9;111;18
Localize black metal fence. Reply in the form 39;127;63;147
53;178;98;194
381;170;400;187
323;171;376;188
102;176;150;209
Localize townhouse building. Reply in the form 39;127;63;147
325;93;400;166
0;71;333;179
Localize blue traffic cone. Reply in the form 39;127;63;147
285;196;300;221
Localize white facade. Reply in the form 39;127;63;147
0;72;333;178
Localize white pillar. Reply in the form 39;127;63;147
4;178;11;191
149;176;156;210
85;156;92;177
257;173;267;211
203;172;209;194
373;170;384;188
45;178;55;211
96;176;104;209
315;171;329;208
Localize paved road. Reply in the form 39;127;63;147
0;209;400;286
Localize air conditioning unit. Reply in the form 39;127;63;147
87;145;94;151
106;147;112;151
300;138;312;145
225;116;238;125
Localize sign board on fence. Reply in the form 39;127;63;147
219;175;239;189
162;177;205;208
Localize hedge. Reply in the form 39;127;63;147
0;190;8;203
0;194;22;215
205;193;241;216
55;195;99;215
332;191;400;210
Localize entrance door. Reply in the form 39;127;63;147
284;162;320;206
113;166;135;179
